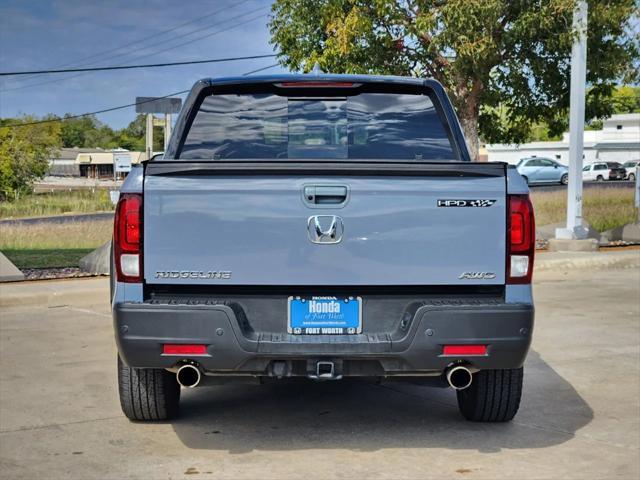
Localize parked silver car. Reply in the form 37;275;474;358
623;160;638;181
516;157;569;185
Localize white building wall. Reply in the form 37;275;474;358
486;144;598;166
486;113;639;165
597;149;639;163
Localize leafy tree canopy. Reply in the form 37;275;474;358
0;117;61;200
529;85;640;140
270;0;639;158
58;113;164;151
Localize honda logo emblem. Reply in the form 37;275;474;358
307;215;343;244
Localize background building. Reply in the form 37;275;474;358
48;147;103;176
486;113;640;165
75;150;145;179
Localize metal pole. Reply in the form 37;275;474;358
556;1;588;240
146;114;154;160
164;113;172;152
635;165;639;222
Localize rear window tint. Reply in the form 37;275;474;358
179;92;456;161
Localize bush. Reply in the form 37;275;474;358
0;117;61;201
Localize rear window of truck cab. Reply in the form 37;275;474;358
177;86;457;161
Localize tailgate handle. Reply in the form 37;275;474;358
304;186;348;205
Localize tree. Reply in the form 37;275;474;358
609;85;640;114
529;85;640;139
59;114;115;149
59;114;100;148
120;114;164;151
269;0;638;159
0;117;61;200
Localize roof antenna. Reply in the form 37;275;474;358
311;62;323;75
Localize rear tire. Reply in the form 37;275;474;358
117;355;180;421
456;368;523;422
596;175;604;182
560;173;568;185
629;173;636;182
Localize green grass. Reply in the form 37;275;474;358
0;219;112;268
3;248;95;269
531;188;638;232
0;190;114;219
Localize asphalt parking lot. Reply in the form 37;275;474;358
1;266;639;479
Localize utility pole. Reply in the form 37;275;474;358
136;96;182;159
164;113;172;152
145;113;154;160
556;1;588;240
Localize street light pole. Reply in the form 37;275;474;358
145;113;154;160
164;113;172;152
556;0;588;240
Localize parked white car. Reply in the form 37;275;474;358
582;162;627;182
622;160;638;181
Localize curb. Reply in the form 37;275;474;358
535;250;640;272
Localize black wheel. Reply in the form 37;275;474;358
521;175;529;185
560;173;568;185
596;175;604;182
456;368;523;422
629;173;636;182
117;355;180;421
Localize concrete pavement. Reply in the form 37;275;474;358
0;268;639;479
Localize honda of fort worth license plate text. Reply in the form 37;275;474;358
288;296;362;334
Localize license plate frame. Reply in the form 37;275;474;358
287;296;362;335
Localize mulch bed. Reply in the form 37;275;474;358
21;268;99;281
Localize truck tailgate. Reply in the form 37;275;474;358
144;163;506;286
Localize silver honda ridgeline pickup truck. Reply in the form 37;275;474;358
112;74;535;422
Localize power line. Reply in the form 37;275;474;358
1;8;268;92
115;10;270;71
242;63;281;76
0;54;276;76
12;0;252;83
1;61;284;128
1;90;190;128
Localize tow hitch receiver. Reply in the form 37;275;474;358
308;361;342;381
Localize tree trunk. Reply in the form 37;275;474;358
459;114;480;162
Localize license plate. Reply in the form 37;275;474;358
288;296;362;334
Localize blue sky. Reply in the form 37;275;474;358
0;0;286;128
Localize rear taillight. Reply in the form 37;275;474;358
113;193;142;283
507;194;535;284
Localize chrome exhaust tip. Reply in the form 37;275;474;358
446;365;473;390
176;364;202;388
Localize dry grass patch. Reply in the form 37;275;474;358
0;219;112;250
531;188;638;232
0;190;114;219
0;219;112;268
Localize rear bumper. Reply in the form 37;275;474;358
114;299;533;376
